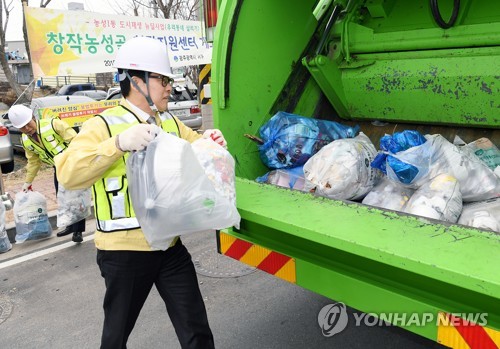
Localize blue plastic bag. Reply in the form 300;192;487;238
258;112;359;169
371;130;427;184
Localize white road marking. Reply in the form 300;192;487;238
0;234;95;270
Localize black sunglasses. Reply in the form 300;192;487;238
149;74;174;87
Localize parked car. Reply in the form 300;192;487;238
106;87;121;99
168;86;202;130
73;90;107;100
106;85;202;130
4;95;96;152
55;83;96;96
0;116;14;174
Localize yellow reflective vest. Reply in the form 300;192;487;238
21;119;69;166
94;106;180;232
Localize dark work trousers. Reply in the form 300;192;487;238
96;239;215;349
53;168;86;232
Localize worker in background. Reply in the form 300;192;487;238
55;36;225;348
8;105;86;243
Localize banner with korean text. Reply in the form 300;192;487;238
38;100;120;127
24;6;211;77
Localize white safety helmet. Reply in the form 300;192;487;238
113;36;174;78
8;105;33;128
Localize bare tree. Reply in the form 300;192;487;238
154;0;202;88
154;0;200;20
0;0;53;103
0;0;26;102
123;0;202;87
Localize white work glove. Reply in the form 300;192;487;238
203;129;227;148
22;182;33;193
116;124;160;152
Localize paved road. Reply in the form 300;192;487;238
0;226;445;349
11;152;27;173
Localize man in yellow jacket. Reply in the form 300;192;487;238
8;105;86;242
55;36;225;348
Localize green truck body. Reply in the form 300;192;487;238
210;0;499;346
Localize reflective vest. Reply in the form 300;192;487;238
94;106;180;232
21;119;68;166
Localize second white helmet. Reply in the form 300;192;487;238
113;36;174;78
8;105;33;129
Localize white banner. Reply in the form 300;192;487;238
25;7;212;77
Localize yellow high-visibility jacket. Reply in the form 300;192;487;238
55;99;202;251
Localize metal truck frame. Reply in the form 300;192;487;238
210;0;500;347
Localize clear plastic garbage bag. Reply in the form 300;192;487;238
57;185;92;228
13;191;52;243
458;198;500;233
384;134;499;202
127;131;241;251
0;202;12;253
362;177;415;212
404;174;462;223
304;133;382;200
258;111;359;169
463;138;500;171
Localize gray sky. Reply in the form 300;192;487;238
6;0;118;41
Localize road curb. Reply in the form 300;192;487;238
6;210;95;243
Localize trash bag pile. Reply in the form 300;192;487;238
253;112;500;232
13;191;52;243
372;131;499;201
258;111;359;169
127;131;240;251
364;130;499;228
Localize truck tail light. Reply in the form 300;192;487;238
190;106;201;114
203;0;218;42
0;126;9;136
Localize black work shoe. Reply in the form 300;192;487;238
72;232;83;243
57;228;72;237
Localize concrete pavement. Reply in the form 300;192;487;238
0;227;442;349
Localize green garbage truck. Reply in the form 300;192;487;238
209;0;499;347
